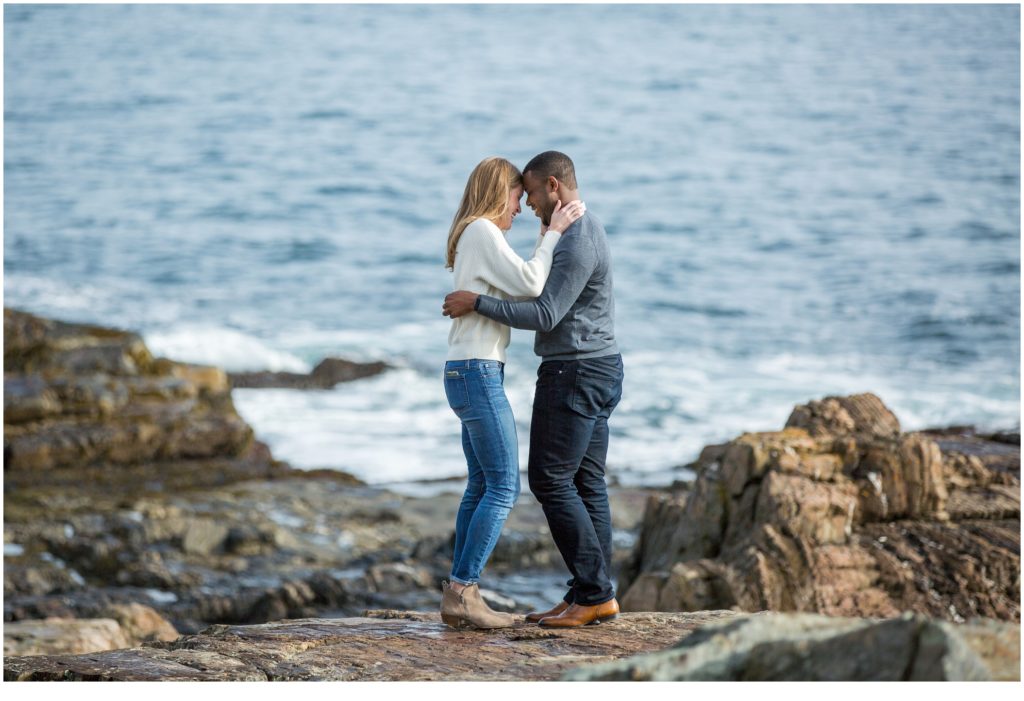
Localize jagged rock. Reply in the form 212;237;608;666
622;560;737;613
626;472;727;580
619;394;1020;622
852;433;948;521
754;471;858;544
785;393;901;439
3;307;261;473
564;612;1019;681
687;442;730;473
3;308;154;377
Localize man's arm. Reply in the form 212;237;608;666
474;237;597;332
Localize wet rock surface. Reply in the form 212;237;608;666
2;611;734;681
5;610;1017;682
619;394;1020;623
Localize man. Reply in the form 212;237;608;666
442;151;623;627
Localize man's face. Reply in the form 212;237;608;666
523;171;558;226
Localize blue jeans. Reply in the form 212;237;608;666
443;359;521;585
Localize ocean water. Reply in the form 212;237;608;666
4;4;1020;485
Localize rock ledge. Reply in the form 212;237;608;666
6;610;1017;682
4;611;735;681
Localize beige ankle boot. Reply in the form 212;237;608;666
440;581;515;629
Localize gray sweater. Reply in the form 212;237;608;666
475;210;619;361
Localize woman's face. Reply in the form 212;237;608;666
495;184;523;231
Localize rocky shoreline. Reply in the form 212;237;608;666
3;308;650;653
3;307;1020;680
5;610;1019;681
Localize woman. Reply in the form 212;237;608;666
440;157;584;629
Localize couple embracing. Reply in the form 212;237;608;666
440;151;623;630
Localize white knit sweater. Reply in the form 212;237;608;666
447;217;562;362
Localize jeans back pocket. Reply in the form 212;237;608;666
444;370;471;412
572;356;623;417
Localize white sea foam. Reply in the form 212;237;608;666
230;347;1019;486
232;368;470;483
143;326;311;372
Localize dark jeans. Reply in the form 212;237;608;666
528;354;623;606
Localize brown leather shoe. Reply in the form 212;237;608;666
525;600;569;624
539;599;619;628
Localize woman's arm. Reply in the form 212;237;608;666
469;200;585;298
475;225;562;298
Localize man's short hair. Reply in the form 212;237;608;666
523;151;577;189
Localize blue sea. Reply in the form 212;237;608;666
4;4;1020;486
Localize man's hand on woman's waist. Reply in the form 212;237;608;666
442;291;480;318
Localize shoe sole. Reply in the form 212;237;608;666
539;612;618;628
441;614;475;629
441;614;515;630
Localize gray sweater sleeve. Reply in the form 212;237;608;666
475;234;596;332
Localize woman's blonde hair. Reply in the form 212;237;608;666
445;157;522;270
